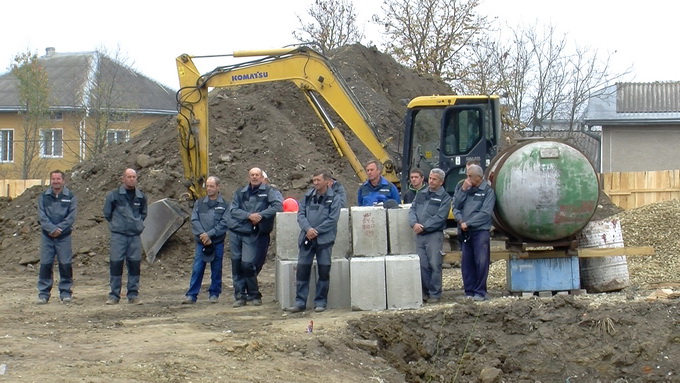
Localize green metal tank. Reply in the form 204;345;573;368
487;139;599;242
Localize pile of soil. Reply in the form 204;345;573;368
0;44;678;383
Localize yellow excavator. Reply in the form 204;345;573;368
142;45;502;262
175;45;400;200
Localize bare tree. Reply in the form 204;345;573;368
466;22;629;140
294;0;364;54
376;0;486;82
10;51;50;179
66;47;136;160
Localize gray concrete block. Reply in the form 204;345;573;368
350;206;388;257
332;208;350;259
275;212;300;260
275;259;315;309
387;206;416;255
385;254;422;309
327;257;351;309
350;256;386;311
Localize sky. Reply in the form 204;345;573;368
1;0;677;90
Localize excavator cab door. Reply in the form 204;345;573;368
402;102;498;197
439;105;494;195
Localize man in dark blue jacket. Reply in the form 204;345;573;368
103;168;148;305
37;170;77;304
228;167;283;307
453;164;496;301
183;176;230;304
284;170;342;313
408;168;451;304
401;168;428;204
357;160;400;206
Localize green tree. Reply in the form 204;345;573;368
10;51;50;179
294;0;364;54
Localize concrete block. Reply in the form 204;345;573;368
350;206;388;257
327;257;351;309
275;212;300;260
385;254;422;309
387;207;416;255
332;208;351;259
275;259;315;309
350;256;386;311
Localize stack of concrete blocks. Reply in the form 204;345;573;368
349;206;389;310
274;209;351;310
349;205;423;310
385;205;422;310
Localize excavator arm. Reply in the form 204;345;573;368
175;46;399;199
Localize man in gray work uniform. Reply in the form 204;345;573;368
103;168;148;305
284;169;342;313
227;167;283;307
408;168;452;304
37;170;77;304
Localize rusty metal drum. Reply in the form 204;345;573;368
487;139;599;242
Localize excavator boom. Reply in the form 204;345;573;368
175;45;399;199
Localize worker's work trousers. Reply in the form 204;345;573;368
109;233;142;301
186;241;224;300
254;232;271;275
416;231;444;299
230;232;260;301
38;233;73;300
295;241;333;309
461;230;491;298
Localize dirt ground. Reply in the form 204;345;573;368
1;44;679;382
1;252;679;383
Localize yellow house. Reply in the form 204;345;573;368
0;47;176;179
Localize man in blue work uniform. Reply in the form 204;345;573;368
284;170;342;313
408;168;451;304
357;160;400;206
183;176;229;304
453;164;496;301
103;168;148;305
228;167;283;307
37;170;77;304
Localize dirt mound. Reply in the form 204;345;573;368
614;199;680;287
0;43;452;271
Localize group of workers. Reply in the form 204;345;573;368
35;158;495;309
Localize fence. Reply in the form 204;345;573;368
0;179;49;198
601;170;680;210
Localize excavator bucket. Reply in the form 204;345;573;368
141;198;191;263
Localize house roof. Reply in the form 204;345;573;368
584;82;680;126
0;49;176;115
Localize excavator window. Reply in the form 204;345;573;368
442;109;482;156
408;108;443;174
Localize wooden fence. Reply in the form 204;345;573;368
0;179;49;198
601;170;680;210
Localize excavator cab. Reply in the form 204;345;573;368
401;95;502;196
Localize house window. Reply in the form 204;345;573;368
107;129;129;145
50;112;63;121
0;129;13;162
109;112;129;122
41;129;63;158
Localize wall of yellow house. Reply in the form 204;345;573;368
0;112;173;179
